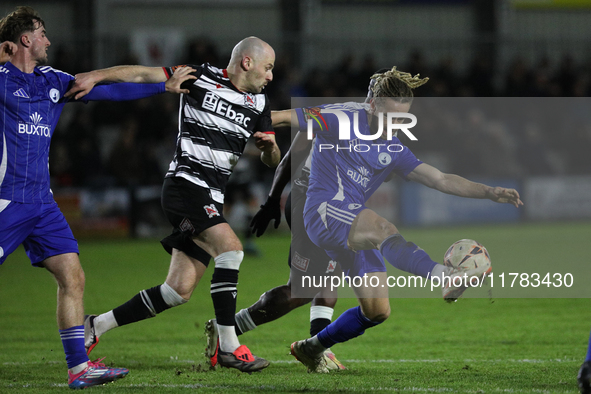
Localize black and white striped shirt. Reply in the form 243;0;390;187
163;63;273;203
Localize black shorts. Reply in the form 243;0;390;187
160;177;227;266
288;182;342;298
224;181;254;206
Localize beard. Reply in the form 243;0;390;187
36;56;48;66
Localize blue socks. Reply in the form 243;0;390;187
317;306;381;348
59;325;89;369
379;234;438;278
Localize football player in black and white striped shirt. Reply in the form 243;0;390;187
67;37;280;372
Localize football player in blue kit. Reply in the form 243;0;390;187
288;67;523;372
0;6;193;389
218;70;395;372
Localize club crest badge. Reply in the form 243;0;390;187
204;204;220;218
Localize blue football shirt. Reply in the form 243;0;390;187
295;102;422;205
0;62;77;203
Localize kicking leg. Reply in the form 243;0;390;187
88;250;204;353
348;209;442;278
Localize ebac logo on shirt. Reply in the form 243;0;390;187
202;92;251;127
18;112;51;138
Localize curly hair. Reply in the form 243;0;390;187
0;6;45;43
370;66;429;103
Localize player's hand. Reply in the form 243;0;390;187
165;66;196;94
253;131;277;153
250;196;281;237
0;41;17;64
487;187;523;208
65;71;100;100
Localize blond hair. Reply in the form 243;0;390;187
370;66;429;103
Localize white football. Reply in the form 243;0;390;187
443;239;491;271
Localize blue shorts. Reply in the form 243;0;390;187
303;199;386;277
0;200;79;266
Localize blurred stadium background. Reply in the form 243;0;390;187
0;0;590;239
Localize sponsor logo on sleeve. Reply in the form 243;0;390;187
179;218;195;233
292;251;310;272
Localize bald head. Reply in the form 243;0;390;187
229;36;273;67
227;36;275;94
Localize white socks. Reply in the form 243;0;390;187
235;308;257;335
218;324;241;353
310;305;334;322
93;311;118;338
430;264;450;280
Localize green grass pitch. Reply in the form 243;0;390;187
1;222;590;393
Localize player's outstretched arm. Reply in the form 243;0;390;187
407;163;523;208
65;65;170;100
271;109;298;128
79;67;196;102
0;41;17;64
253;131;281;167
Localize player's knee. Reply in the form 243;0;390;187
363;305;391;323
213;250;244;270
59;275;84;298
368;311;390;323
55;264;85;295
377;220;398;240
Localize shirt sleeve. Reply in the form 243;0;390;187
392;144;423;180
78;82;165;103
294;106;329;137
163;64;203;91
54;68;76;99
254;96;274;133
